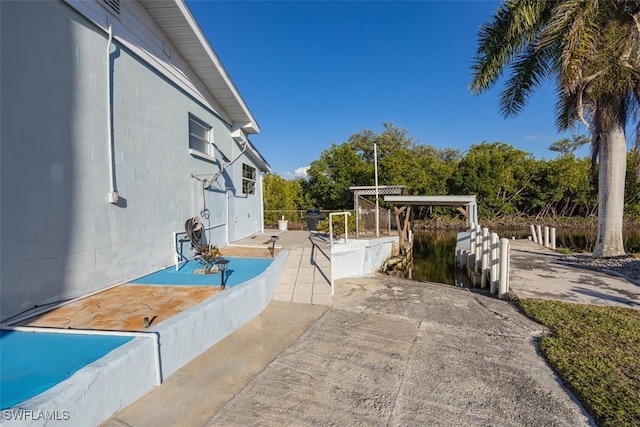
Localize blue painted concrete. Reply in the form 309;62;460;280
1;257;274;410
0;330;132;410
130;258;273;287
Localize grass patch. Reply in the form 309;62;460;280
555;247;573;255
516;299;640;426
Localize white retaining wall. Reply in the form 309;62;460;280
332;236;398;280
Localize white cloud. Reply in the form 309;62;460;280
524;133;542;140
292;166;309;179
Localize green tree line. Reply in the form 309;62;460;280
264;123;639;222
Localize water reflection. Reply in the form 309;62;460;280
554;229;640;253
403;228;640;285
390;231;461;286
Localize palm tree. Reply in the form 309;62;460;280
471;0;640;257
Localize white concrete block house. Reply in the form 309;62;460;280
0;0;270;322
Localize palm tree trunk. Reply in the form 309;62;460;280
593;122;627;257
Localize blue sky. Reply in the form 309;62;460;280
187;1;587;178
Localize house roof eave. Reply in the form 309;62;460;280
140;0;259;134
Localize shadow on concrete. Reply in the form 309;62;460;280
570;287;640;308
309;233;331;285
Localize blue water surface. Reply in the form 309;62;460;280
130;257;273;286
0;330;132;409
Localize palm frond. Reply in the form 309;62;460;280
555;74;578;131
500;42;552;116
474;0;640;137
471;3;519;93
471;0;552;96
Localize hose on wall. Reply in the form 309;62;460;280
185;216;205;248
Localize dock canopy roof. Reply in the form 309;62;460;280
384;195;476;206
384;195;478;226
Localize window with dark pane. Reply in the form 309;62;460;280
242;163;256;195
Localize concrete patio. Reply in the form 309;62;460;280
230;230;334;306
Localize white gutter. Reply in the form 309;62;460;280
226;187;231;245
169;0;260;133
1;325;162;386
105;24;118;204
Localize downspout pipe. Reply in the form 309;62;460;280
226;186;231;245
106;24;118;204
1;325;162;386
259;172;266;234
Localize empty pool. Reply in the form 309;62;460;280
0;330;132;410
130;257;273;286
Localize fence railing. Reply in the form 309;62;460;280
264;210;309;230
356;196;392;237
264;209;391;236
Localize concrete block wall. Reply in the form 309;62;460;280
0;1;265;322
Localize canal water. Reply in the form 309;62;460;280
403;228;640;286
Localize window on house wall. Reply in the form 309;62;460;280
242;164;256;195
189;116;214;160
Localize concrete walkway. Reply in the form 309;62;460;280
102;232;640;426
103;278;594;427
508;239;640;309
231;230;334;306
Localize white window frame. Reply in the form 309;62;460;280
242;163;256;195
188;115;215;162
